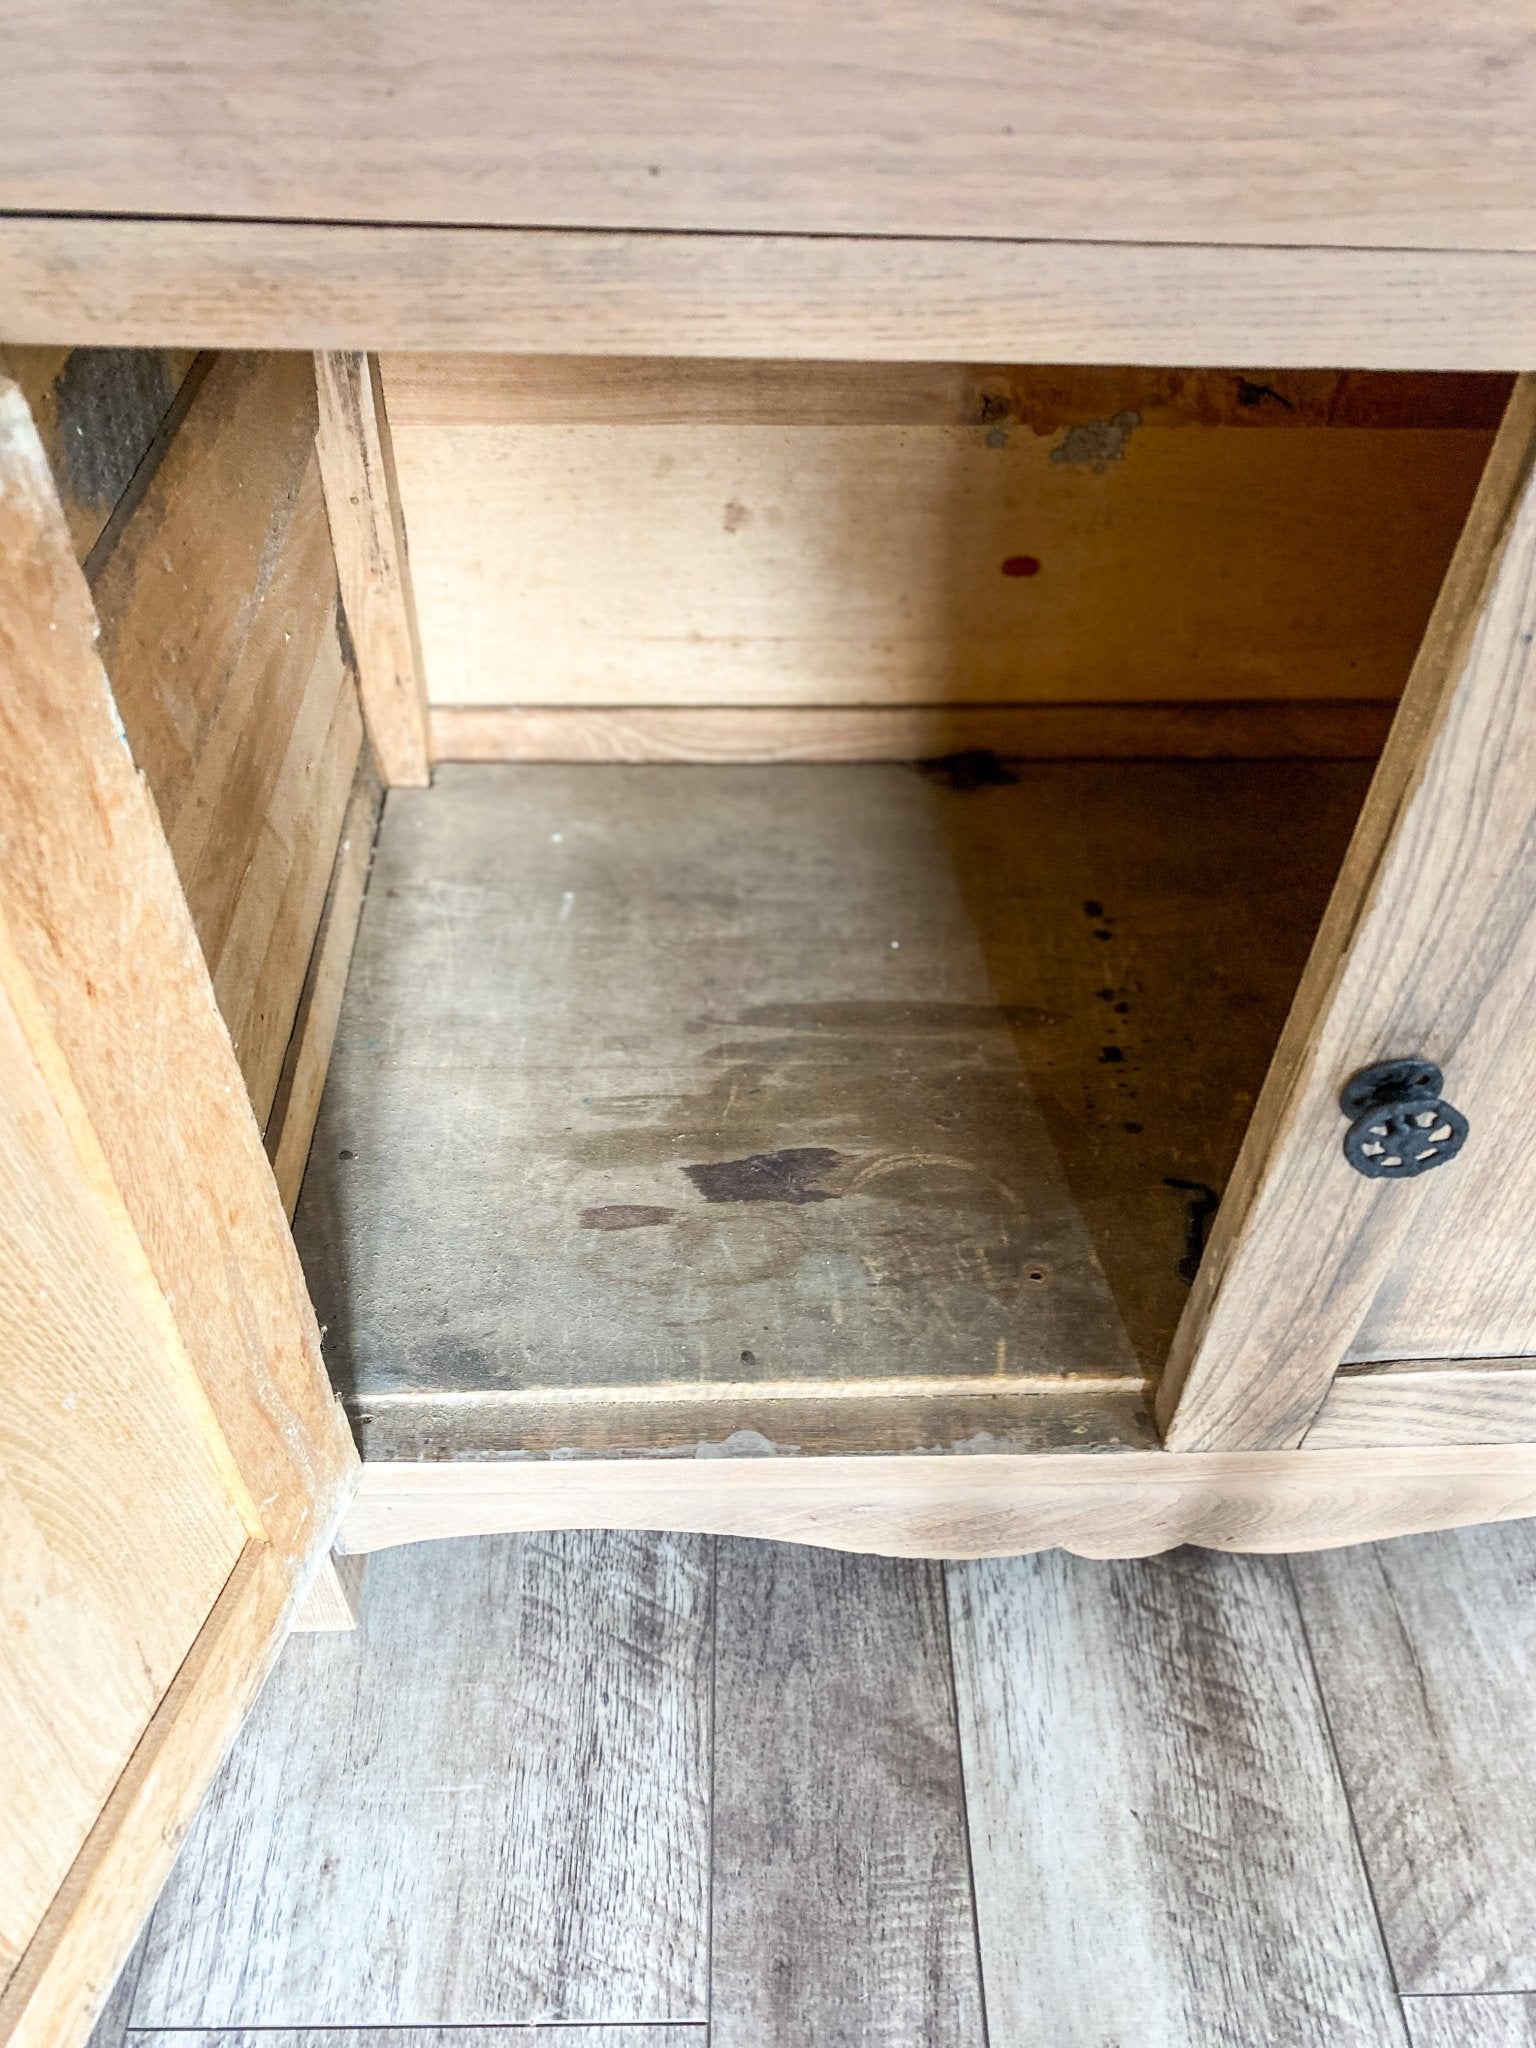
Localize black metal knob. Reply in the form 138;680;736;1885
1340;1058;1468;1179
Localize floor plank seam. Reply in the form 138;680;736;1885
704;1532;718;2048
1283;1554;1410;2023
939;1563;993;2048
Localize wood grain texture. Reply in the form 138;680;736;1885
314;355;431;786
134;1533;710;2029
431;701;1398;766
0;927;247;1993
290;1554;366;1634
339;1445;1536;1563
1403;1997;1536;2047
294;758;1357;1455
711;1543;983;2046
1293;1519;1536;1993
2;1546;299;2048
0;376;356;1573
384;357;1514;432
1306;1360;1536;1448
3;2;1535;250
1160;376;1536;1448
5;219;1536;370
88;349;363;1128
389;410;1486;711
293;763;1146;1445
0;345;198;562
265;757;383;1218
125;2034;705;2046
949;1547;1406;2047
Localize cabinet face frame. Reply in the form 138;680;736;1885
4;267;1536;2048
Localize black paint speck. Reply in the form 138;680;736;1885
1235;378;1295;412
1083;899;1105;918
338;1148;355;1161
1092;928;1114;942
1123;1121;1144;1134
1096;987;1115;1003
1098;1046;1125;1064
916;749;1019;792
740;1349;757;1368
1114;1000;1131;1014
684;1147;842;1205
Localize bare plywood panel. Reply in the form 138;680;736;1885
2;2;1534;251
1294;1521;1536;1995
6;222;1536;370
711;1544;984;2046
295;759;1359;1456
134;1534;710;2029
387;407;1488;710
88;351;364;1129
949;1549;1406;2047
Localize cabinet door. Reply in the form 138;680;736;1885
1159;375;1536;1452
0;382;358;2045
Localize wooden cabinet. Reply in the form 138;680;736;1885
5;6;1536;2042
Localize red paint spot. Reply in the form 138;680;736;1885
1001;554;1041;577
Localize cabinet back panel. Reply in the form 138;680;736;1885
383;359;1498;719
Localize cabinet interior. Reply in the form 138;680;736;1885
4;343;1510;1462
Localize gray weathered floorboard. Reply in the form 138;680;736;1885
1293;1521;1536;1995
949;1548;1408;2048
132;1533;711;2029
1402;1994;1536;2046
125;2033;705;2046
710;1539;985;2048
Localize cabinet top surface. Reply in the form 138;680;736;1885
5;0;1536;253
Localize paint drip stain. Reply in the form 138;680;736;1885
683;1147;842;1205
580;1204;676;1230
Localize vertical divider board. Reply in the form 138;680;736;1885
0;374;359;2046
314;351;433;787
1159;376;1536;1452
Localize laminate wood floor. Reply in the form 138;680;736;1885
97;1520;1536;2048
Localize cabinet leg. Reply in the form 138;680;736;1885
293;1552;366;1632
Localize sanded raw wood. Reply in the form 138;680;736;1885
383;356;1513;432
0;377;356;1569
266;757;383;1217
290;1554;366;1633
134;1533;710;2028
0;345;198;561
711;1544;984;2045
86;351;364;1128
339;1445;1536;1562
389;412;1485;709
1160;377;1536;1449
1294;1518;1536;1992
1403;1998;1536;2047
431;701;1397;765
949;1547;1403;2046
1305;1359;1536;1448
3;2;1534;251
314;354;431;786
5;220;1536;370
0;375;356;2048
295;758;1359;1454
2;1546;300;2048
0;930;248;1996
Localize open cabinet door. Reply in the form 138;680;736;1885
1160;375;1536;1453
0;385;358;2046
